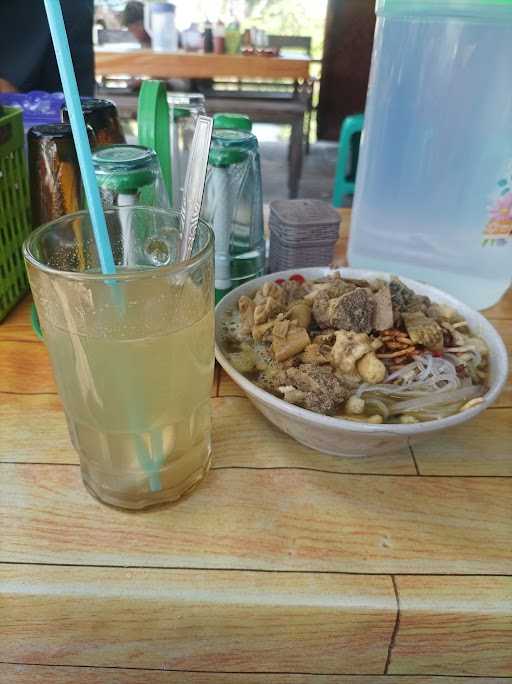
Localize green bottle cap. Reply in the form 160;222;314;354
209;147;248;167
213;113;253;132
172;106;191;121
93;145;156;193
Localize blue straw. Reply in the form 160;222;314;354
44;0;163;494
43;0;116;275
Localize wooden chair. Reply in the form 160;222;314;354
332;114;364;207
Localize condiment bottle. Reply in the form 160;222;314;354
213;20;225;54
225;18;241;54
203;20;214;53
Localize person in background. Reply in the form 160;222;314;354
0;0;94;96
122;1;151;47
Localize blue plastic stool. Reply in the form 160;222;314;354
332;113;364;207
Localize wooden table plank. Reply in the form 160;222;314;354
0;296;33;339
390;576;512;677
1;669;509;684
0;339;56;394
1;464;510;573
95;50;311;80
0;393;416;475
0;564;395;674
489;319;512;408
0;338;218;398
484;296;512;319
413;408;512;476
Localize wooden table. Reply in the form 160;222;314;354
95;49;311;81
1;210;511;682
95;49;311;198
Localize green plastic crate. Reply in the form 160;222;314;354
0;106;32;322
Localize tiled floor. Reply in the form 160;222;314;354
255;123;339;204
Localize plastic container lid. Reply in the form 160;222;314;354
152;2;176;12
209;147;248;167
212;128;258;152
92;145;156;193
172;106;191;121
213;113;253;132
377;0;512;18
270;199;341;227
0;91;65;131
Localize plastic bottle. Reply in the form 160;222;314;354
225;18;241;54
203;20;214;53
348;0;512;310
143;2;179;52
213;20;225;54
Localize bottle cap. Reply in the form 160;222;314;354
92;145;156;193
213;113;252;132
208;147;247;167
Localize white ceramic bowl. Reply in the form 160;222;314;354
215;268;509;457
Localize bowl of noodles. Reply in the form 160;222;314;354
215;267;508;457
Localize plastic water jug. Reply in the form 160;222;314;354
144;2;178;52
348;0;512;310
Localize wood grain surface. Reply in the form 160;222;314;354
95;50;311;80
1;463;510;574
1;565;395;674
3;666;509;684
391;576;512;677
1;208;511;678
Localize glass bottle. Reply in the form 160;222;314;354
62;98;125;147
201;129;265;300
28;123;93;228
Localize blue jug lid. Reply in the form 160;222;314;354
377;0;512;16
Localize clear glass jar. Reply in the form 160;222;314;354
201;129;265;300
167;93;206;209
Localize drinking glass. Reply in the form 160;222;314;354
24;206;214;509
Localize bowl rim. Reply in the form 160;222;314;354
215;266;509;436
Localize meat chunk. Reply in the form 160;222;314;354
272;319;311;362
281;279;308;305
373;286;394;331
312;291;332;329
287;301;312;329
390;277;430;315
278;385;306;405
253;296;283;325
331;330;372;374
252;319;275;341
285;364;350;414
356;351;387;383
402;311;443;351
328;288;376;333
300;343;331;365
238;296;255;335
254;281;286;307
256;361;288;395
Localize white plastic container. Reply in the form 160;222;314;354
144;2;178;52
348;0;512;310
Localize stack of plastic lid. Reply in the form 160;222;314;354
0;91;64;135
269;199;341;272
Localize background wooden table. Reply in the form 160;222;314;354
95;49;311;81
1;210;511;682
